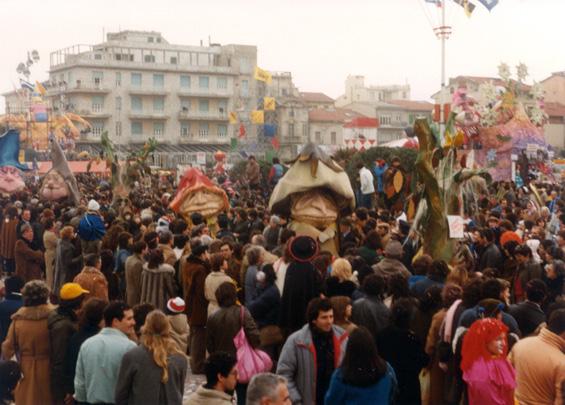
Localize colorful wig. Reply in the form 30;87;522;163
461;318;508;372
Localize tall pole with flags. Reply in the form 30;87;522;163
433;1;451;136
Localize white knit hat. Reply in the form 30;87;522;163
87;199;100;211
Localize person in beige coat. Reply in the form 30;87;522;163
42;218;58;290
205;253;234;317
140;249;176;312
1;280;53;405
165;297;189;353
509;309;565;405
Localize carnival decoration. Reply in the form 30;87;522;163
88;132;157;201
0;129;28;194
214;151;227;176
170;168;229;233
39;137;81;204
268;143;355;256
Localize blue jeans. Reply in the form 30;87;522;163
359;193;373;209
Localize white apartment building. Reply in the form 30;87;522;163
335;75;410;107
43;30;258;166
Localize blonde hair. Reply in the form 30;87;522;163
331;258;353;282
60;225;75;240
141;310;184;383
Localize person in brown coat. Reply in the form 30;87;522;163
125;241;147;307
245;155;261;188
0;206;19;275
43;218;59;290
14;224;44;282
206;281;261;357
181;243;210;374
1;280;53;405
73;254;109;301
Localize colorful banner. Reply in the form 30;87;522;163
239;123;246;138
35;81;47;96
254;67;272;84
229;112;237;124
271;137;280;150
251;110;264;124
264;124;277;137
264;97;276;111
475;0;498;11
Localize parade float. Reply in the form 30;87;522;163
410;63;552;262
0;129;28;194
39;136;81;204
268;144;356;256
170;167;230;232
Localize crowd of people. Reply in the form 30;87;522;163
0;155;563;405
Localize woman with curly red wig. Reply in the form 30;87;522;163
461;318;516;404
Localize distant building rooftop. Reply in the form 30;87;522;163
300;92;334;103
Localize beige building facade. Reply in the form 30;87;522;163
335;75;410;107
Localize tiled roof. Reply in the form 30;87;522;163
544;102;565;117
343;117;379;128
387;100;434;112
308;108;363;123
300;92;335;103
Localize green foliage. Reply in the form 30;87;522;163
336;147;418;184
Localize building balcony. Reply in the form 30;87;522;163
178;111;229;121
177;90;231;99
48;81;111;95
128;111;169;120
178;134;229;144
128;87;169;96
76;109;112;119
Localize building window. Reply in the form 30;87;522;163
116;121;122;137
181;100;190;112
170;56;177;64
289;109;295;118
303;123;308;138
180;75;190;88
217;77;227;89
218;124;227;137
218;100;227;115
315;131;321;142
131;73;142;87
91;122;104;136
153;122;164;137
241;80;249;97
288;123;294;138
92;71;103;86
199;122;209;137
199;76;209;89
131;96;143;112
115;72;121;86
380;115;391;126
153;74;164;88
94;54;102;60
148;37;154;43
331;131;337;144
395;114;401;123
91;96;104;113
153;97;165;112
115;96;122;111
199;100;209;113
181;123;190;137
131;121;142;135
144;54;156;63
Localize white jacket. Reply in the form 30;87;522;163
359;167;375;194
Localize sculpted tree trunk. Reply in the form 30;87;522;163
413;119;451;262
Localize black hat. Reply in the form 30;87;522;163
288;235;319;263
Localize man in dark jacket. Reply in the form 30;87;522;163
512;244;543;303
509;279;547;337
351;274;390;340
0;276;24;347
182;241;210;374
14;224;44;282
475;228;503;272
48;283;88;405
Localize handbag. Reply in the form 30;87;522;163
233;306;272;383
259;325;284;347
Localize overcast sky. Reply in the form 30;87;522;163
2;0;564;112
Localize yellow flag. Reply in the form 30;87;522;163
264;97;276;111
229;112;237;124
35;81;47;96
254;67;272;84
251;110;264;124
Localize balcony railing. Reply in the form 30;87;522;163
177;89;231;98
47;81;111;94
178;111;228;121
